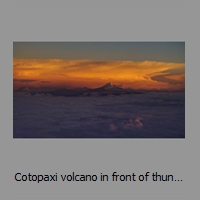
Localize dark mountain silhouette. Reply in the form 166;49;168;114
45;87;89;97
15;83;142;97
82;82;140;96
90;82;123;92
16;86;31;93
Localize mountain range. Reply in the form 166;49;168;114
15;83;143;97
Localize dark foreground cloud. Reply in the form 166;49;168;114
151;75;183;85
14;79;37;83
40;81;52;84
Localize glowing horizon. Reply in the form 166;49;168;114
13;42;185;91
13;58;185;91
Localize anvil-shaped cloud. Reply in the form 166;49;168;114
13;59;185;91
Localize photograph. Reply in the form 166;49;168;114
13;42;185;138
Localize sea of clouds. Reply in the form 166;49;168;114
13;91;185;138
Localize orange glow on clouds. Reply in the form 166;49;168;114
13;59;185;91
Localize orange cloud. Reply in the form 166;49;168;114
13;59;185;91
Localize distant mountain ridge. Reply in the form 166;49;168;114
16;86;31;93
15;83;143;97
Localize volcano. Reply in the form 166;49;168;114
15;83;142;97
90;83;123;93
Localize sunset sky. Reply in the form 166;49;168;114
13;42;185;91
